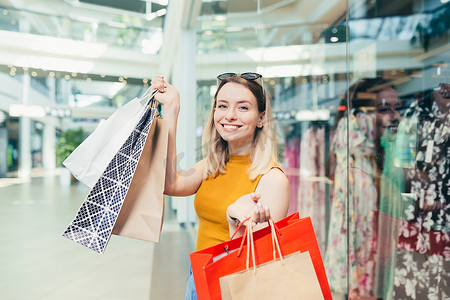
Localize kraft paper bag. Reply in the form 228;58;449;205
112;117;168;242
220;251;324;300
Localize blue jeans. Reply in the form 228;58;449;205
185;266;198;300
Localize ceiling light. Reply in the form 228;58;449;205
49;72;55;77
153;0;168;5
330;37;339;42
226;27;243;32
107;21;127;29
9;104;46;118
214;16;226;21
295;109;330;121
65;75;71;80
156;8;167;17
31;71;38;77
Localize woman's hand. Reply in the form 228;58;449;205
227;192;270;228
150;76;180;114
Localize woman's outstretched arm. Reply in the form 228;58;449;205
227;168;290;237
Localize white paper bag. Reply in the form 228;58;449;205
63;89;157;188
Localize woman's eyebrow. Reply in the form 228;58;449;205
217;99;251;104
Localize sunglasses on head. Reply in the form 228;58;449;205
217;72;263;82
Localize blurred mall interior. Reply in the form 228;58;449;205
0;0;448;299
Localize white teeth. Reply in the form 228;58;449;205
224;125;238;130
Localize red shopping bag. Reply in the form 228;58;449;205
190;212;332;300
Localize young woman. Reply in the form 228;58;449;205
150;73;290;299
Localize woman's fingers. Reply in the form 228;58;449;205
250;192;261;202
247;202;270;225
150;76;167;93
227;193;270;227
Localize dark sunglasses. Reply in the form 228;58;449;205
216;72;266;109
217;72;263;82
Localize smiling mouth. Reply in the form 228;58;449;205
385;125;398;133
222;124;241;131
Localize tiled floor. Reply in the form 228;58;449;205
0;169;193;300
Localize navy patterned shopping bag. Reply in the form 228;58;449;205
62;92;158;253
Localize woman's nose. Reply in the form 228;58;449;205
390;109;401;121
225;108;237;120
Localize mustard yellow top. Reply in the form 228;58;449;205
194;154;263;251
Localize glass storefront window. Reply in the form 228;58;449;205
195;0;449;299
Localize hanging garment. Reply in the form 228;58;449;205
324;112;379;298
393;100;449;300
374;129;406;300
62;97;159;254
298;125;327;254
283;135;300;215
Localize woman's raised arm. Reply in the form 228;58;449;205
151;77;204;197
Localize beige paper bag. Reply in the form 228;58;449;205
220;251;324;300
112;117;168;242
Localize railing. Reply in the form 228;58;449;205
0;5;164;54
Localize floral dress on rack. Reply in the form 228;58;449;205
393;100;449;300
298;126;327;254
324;111;379;298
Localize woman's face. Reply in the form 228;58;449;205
375;87;401;141
214;82;264;154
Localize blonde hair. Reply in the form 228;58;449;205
202;76;278;180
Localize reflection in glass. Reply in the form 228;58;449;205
325;77;402;298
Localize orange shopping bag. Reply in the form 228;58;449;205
219;218;324;300
189;212;332;300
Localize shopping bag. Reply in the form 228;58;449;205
219;218;324;300
63;89;157;188
112;117;168;242
190;212;332;300
62;94;162;253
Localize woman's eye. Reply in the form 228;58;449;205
377;107;389;114
238;106;249;111
217;104;227;109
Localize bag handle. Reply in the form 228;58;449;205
235;217;284;274
140;88;159;109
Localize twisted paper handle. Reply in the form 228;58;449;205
235;217;283;274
